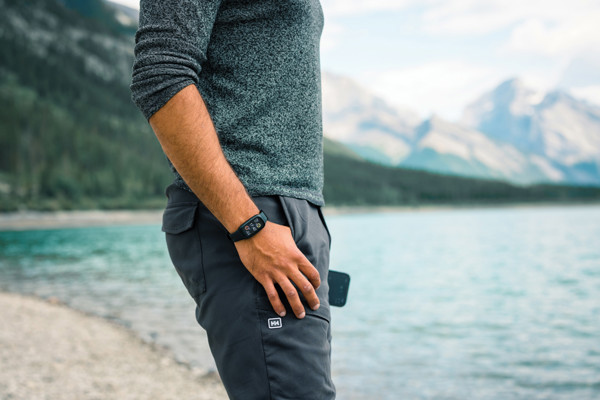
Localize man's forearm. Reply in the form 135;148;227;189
149;84;259;233
148;83;321;319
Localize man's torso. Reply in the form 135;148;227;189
172;0;326;205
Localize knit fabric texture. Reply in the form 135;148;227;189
130;0;326;206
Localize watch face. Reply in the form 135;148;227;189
243;217;264;237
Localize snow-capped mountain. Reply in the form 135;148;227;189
461;78;544;153
463;79;600;185
402;116;559;183
533;92;600;165
322;74;600;185
322;71;420;164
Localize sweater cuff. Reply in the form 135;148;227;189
131;78;197;121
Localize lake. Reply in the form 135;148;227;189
1;205;599;399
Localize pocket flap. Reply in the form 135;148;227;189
161;202;198;234
306;303;331;323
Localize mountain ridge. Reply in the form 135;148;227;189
323;74;600;186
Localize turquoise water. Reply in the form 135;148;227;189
1;205;600;399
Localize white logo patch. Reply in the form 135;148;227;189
268;317;282;329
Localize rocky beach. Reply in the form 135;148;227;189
0;291;227;400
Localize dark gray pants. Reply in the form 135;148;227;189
161;184;336;399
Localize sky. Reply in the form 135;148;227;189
113;0;600;121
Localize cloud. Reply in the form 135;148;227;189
559;52;600;87
323;0;600;50
503;13;600;58
569;86;600;107
413;0;600;59
559;53;600;107
364;60;506;120
321;21;345;52
420;0;547;35
387;0;600;35
320;0;414;16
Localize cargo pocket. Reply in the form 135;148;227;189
162;202;206;300
257;304;334;399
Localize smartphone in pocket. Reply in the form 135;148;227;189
328;270;350;307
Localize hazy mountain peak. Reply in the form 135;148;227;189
499;78;544;115
538;90;594;111
456;78;600;183
463;78;543;127
496;77;526;92
404;112;551;182
322;71;419;124
321;71;420;164
533;90;600;167
426;113;448;126
461;79;544;153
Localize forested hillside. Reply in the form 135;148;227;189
323;140;600;206
1;0;599;211
0;0;170;210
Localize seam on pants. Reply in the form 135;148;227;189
255;282;273;399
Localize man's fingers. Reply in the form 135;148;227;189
262;280;286;317
277;278;306;319
290;271;320;311
297;255;321;290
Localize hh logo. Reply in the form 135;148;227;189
268;317;282;329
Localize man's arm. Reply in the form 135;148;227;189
149;84;320;318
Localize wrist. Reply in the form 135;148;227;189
224;204;260;234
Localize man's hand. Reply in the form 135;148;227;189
148;84;318;318
234;221;321;319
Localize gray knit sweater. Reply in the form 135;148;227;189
130;0;325;206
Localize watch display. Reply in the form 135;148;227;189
229;210;268;242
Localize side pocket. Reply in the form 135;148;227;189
277;196;296;239
162;202;206;300
317;206;332;250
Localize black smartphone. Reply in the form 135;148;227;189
328;270;350;307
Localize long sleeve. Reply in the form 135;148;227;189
130;0;222;120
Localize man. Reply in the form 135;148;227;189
130;0;335;399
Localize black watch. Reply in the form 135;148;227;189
229;210;268;242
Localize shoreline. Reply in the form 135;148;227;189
0;210;163;231
0;290;227;400
1;201;599;231
321;200;600;215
